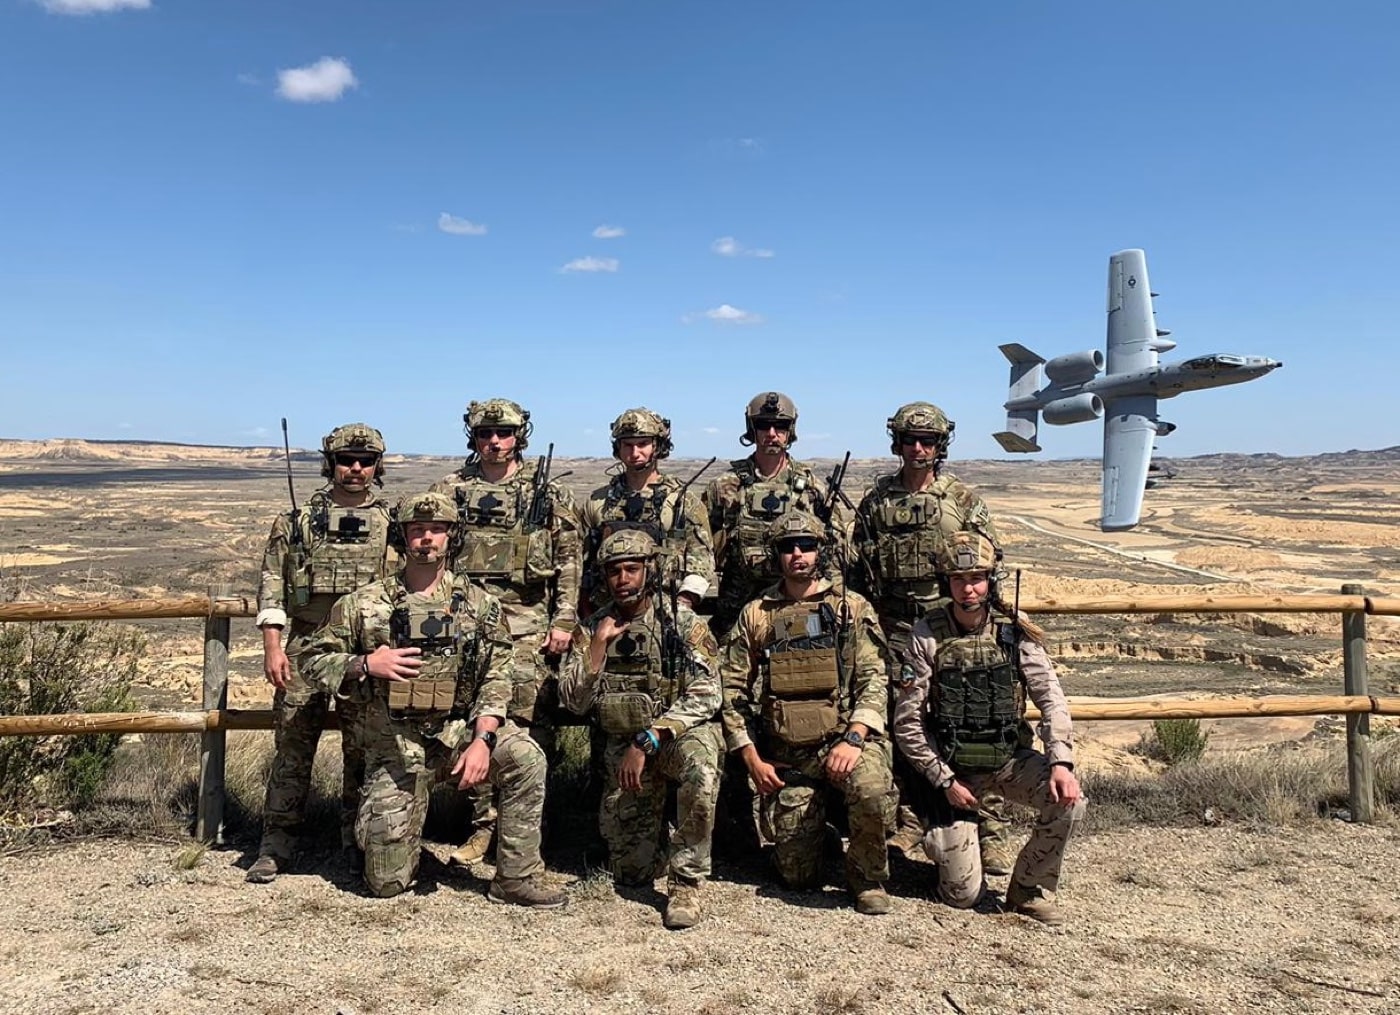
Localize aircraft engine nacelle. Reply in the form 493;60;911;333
1042;393;1104;425
1043;350;1105;385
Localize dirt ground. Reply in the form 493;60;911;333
3;440;1400;1012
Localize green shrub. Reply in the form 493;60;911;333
0;622;142;818
1137;717;1210;766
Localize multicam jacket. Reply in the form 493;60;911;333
579;473;715;604
298;569;514;750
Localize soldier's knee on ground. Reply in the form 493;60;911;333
773;839;823;890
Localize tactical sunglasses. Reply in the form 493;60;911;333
753;418;792;432
334;452;380;467
775;536;820;554
899;433;942;447
473;427;517;440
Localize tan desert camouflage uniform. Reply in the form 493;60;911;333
579;474;715;606
559;601;723;886
893;602;1085;909
298;571;548;898
720;578;895;889
254;487;394;856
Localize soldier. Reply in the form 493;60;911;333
298;491;566;906
248;423;394;884
893;532;1084;925
720;512;895;915
703;391;842;639
853;401;1011;871
558;529;723;929
579;407;714;612
430;398;581;865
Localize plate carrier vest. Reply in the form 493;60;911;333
762;600;844;747
922;607;1028;773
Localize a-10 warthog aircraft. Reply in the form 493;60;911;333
993;248;1282;531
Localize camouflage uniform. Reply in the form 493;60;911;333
254;472;393;859
580;476;715;607
720;576;894;892
299;569;549;898
559;600;723;887
893;597;1085;912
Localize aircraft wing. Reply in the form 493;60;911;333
1106;249;1160;374
1100;393;1157;530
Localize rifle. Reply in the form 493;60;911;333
667;456;717;615
821;451;878;596
280;418;309;607
526;442;555;530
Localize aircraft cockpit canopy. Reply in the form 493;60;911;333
1182;354;1247;370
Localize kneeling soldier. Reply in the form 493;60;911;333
892;532;1085;925
720;512;895;915
559;529;723;929
299;491;566;907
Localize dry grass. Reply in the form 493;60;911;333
568;964;624;996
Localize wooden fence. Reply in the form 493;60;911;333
1;584;1397;842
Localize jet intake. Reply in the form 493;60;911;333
1044;350;1105;385
1042;393;1104;425
1154;420;1176;437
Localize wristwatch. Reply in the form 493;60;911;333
841;729;866;749
936;774;955;790
475;730;498;751
633;729;660;756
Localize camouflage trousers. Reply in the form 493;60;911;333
757;737;895;889
356;702;546;898
258;678;365;858
600;722;723;886
922;749;1086;908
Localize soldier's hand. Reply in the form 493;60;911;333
593;615;629;646
677;592;701;611
1048;764;1081;806
945;779;979;811
747;758;786;796
452;739;492;790
263;646;292;689
824;742;862;783
618;744;647;792
541;627;572;655
365;646;423;681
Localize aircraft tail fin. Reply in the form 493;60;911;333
993;343;1044;453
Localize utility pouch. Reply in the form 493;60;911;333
767;649;840;697
765;698;840;747
386;677;458;714
598;691;657;736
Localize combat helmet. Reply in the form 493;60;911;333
391;490;461;562
320;423;387;482
936;531;1000;576
766;511;827;549
597;528;659;565
741;391;799;446
886;401;955;459
464;398;533;454
610;407;673;459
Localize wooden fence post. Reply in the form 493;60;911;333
196;584;232;844
1341;583;1374;824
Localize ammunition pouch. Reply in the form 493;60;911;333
385;602;469;717
930;656;1022;774
386;676;459;715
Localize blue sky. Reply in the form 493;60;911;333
2;1;1396;461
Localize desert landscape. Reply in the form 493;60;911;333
2;438;1399;1013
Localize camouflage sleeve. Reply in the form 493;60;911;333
297;591;363;696
556;623;601;717
676;489;716;600
1021;636;1074;766
846;596;889;735
467;591;515;724
655;613;721;737
849;486;880;600
548;481;582;628
893;619;955;786
718;604;764;752
255;512;294;629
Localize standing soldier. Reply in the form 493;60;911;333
720;513;895;915
853;401;1012;872
892;532;1084;925
558;530;723;929
430;398;581;865
248;423;394;884
579;407;714;612
298;491;567;907
703;391;840;639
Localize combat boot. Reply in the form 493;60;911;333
487;874;568;910
449;826;496;866
1005;882;1064;926
246;855;281;884
980;837;1014;877
663;880;702;930
848;875;891;916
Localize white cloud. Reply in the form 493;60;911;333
684;304;763;325
711;236;775;259
438;212;487;236
39;0;149;13
560;256;619;274
701;427;721;435
592;224;626;239
276;57;358;103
